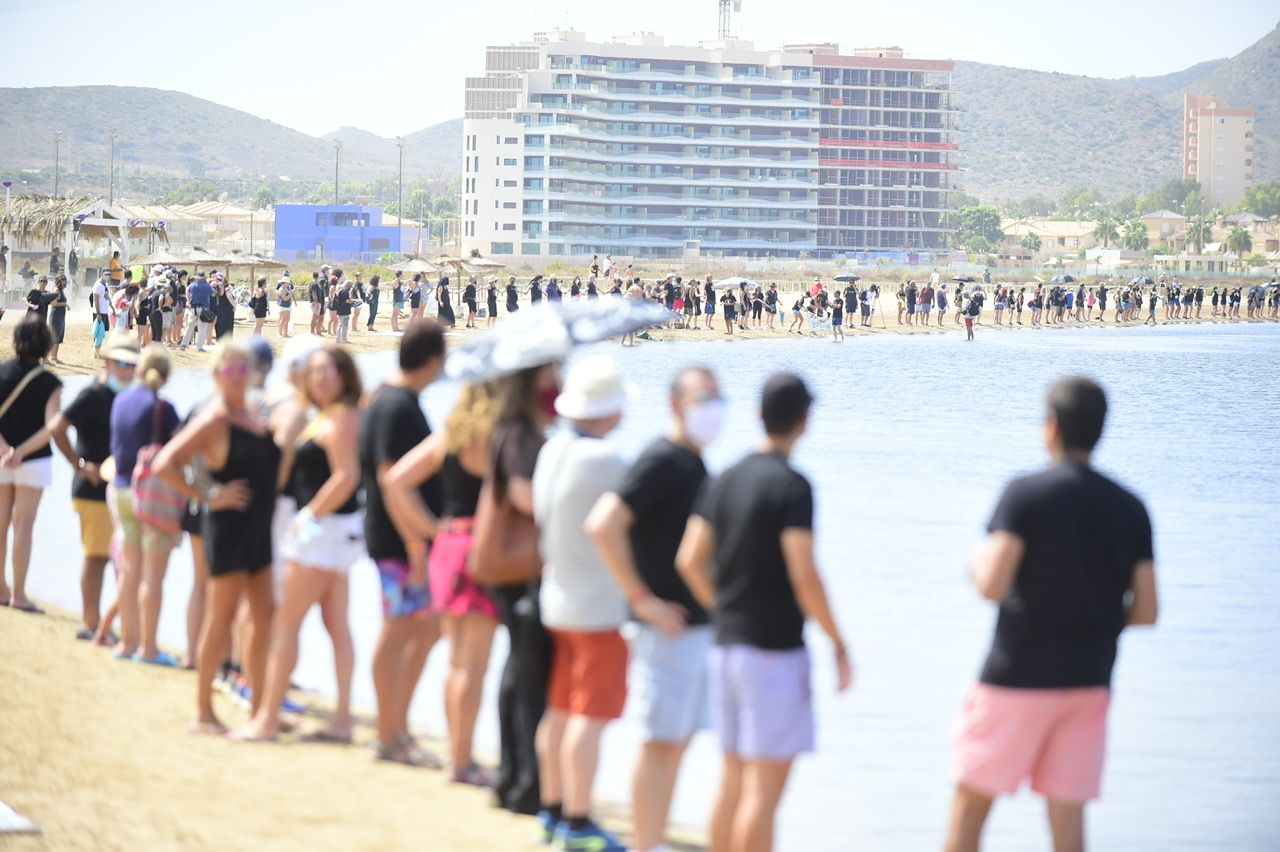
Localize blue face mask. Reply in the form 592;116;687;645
106;375;124;392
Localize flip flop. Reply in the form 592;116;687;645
75;628;95;641
11;601;44;615
133;651;180;667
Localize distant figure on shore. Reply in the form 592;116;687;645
945;377;1158;852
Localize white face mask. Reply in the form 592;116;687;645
684;399;726;449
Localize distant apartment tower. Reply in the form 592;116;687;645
1183;93;1257;209
461;30;957;261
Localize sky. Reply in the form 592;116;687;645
2;0;1274;138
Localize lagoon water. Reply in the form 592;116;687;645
24;322;1280;850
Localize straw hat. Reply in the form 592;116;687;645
554;355;632;420
103;331;141;364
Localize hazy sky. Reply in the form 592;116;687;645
3;0;1274;138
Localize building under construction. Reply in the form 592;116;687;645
462;29;957;262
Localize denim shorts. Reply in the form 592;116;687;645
709;644;814;760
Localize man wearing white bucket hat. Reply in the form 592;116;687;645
531;354;632;852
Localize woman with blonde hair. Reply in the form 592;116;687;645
107;343;183;661
152;342;278;731
232;345;363;743
385;381;500;784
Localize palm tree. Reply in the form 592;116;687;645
1121;220;1149;252
1186;217;1212;255
1092;217;1120;248
1019;232;1042;253
1226;225;1252;259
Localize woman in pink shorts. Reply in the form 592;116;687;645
384;383;499;786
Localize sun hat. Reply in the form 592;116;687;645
152;264;165;275
281;333;324;373
554;355;633;420
103;331;141;364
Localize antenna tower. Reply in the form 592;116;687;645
718;0;742;38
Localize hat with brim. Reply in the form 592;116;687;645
103;331;141;364
554;355;633;420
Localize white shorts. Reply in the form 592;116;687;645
279;510;364;573
0;457;53;489
632;623;714;743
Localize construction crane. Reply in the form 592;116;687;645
718;0;742;39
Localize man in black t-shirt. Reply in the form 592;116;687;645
587;367;722;852
47;333;138;639
26;275;53;321
677;372;850;852
947;377;1158;852
358;320;446;762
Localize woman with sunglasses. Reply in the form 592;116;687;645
152;342;278;733
233;345;363;743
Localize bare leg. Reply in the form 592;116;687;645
732;758;794;852
633;740;689;851
318;570;354;737
0;484;14;602
395;615;440;737
81;555;109;633
139;542;173;658
116;540;143;655
536;708;568;810
446;613;497;770
194;573;245;733
244;567;276;716
8;486;43;608
945;784;995;852
234;563;317;739
185;533;209;667
710;754;743;852
1047;799;1085;852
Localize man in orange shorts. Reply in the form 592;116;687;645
946;377;1159;852
531;356;631;852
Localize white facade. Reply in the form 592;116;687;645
461;30;957;261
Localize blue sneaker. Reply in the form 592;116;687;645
552;820;625;852
535;810;560;845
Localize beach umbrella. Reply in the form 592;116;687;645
1049;274;1076;285
388;257;441;274
952;275;976;283
1129;276;1154;287
463;254;507;270
133;248;192;267
712;276;754;290
444;299;673;383
833;273;861;283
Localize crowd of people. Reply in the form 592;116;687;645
0;292;1165;851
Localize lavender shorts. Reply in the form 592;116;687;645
709;644;814;760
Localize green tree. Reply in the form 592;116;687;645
1138;178;1200;214
1121;220;1149;251
1240;181;1280;218
1057;187;1104;219
1226;225;1252;258
251;185;276;210
158;180;218;206
1187;216;1212;254
965;235;996;256
1092;217;1120;248
952;205;1003;250
1019;232;1042;252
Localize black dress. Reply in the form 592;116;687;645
437;283;456;327
204;423;281;576
487;286;498;317
214;290;236;339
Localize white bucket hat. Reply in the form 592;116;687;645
554;355;632;420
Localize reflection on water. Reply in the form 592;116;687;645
26;324;1280;850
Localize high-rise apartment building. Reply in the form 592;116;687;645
1183;93;1257;209
461;30;957;261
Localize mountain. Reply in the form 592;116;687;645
957;21;1280;200
0;86;462;191
1;23;1276;205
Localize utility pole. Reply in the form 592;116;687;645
53;131;62;197
108;129;117;204
397;136;404;253
333;140;342;207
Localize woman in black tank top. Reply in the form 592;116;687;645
152;342;280;735
233;345;363;744
383;382;499;785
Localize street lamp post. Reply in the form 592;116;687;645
108;129;117;205
333;140;342;207
396;136;404;253
53;131;62;197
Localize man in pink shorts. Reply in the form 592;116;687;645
946;377;1159;852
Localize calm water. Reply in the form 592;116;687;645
23;322;1280;850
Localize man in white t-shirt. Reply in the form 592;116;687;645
531;355;630;852
91;273;115;358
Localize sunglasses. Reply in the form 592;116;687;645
111;360;137;370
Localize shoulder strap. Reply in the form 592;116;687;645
0;366;49;422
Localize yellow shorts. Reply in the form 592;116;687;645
72;498;113;558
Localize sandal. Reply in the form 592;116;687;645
11;601;45;615
375;734;443;769
450;762;498;788
301;729;353;746
134;651;180;667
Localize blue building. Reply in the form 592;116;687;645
274;204;401;262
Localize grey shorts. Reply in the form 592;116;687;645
633;624;713;743
709;644;814;760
